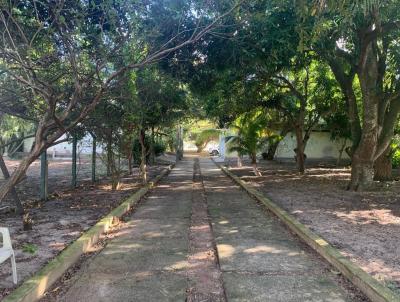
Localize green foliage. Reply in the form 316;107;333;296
391;138;400;168
154;141;167;156
194;129;220;152
227;110;270;163
0;115;34;141
130;68;188;129
0;114;35;155
392;150;400;168
325;107;351;141
22;243;38;255
132;138;166;164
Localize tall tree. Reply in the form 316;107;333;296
310;0;400;189
127;68;188;182
263;57;340;173
0;0;240;203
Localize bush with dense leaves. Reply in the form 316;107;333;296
392;149;400;168
132;138;166;164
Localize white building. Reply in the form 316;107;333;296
275;131;350;159
23;134;104;158
217;130;350;160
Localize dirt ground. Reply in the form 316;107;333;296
0;156;172;300
226;159;400;295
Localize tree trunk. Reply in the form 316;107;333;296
0;121;68;203
149;126;155;165
250;153;261;176
294;128;306;174
266;128;289;160
0;144;42;202
40;151;48;200
349;154;375;191
336;138;347;167
373;146;392;181
106;133;112;177
237;156;242;167
348;135;383;190
71;135;77;188
349;42;379;190
109;153;121;191
0;154;24;214
128;153;133;175
139;129;147;184
266;141;279;161
91;136;96;183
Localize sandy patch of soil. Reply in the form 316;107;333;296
0;157;169;300
227;159;400;294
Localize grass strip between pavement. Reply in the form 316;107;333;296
215;161;400;302
3;163;175;302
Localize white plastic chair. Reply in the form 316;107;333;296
0;227;17;284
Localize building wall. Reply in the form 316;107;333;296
221;130;350;160
23;137;35;153
23;134;104;157
275;131;350;159
184;140;219;152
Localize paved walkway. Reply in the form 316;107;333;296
55;157;354;302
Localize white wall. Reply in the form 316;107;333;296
23;137;35;153
23;134;104;157
276;131;350;159
221;130;350;160
184;140;219;152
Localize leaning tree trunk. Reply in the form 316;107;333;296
0;118;70;203
0;154;24;214
373;146;392;181
0;141;44;203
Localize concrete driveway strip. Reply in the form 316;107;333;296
200;158;353;302
57;160;194;302
52;157;362;302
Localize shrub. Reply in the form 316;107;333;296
132;138;166;164
392;149;400;168
154;141;166;156
22;243;38;254
194;129;220;152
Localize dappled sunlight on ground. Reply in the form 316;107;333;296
218;242;305;259
0;158;168;296
244;245;287;255
217;244;235;258
334;209;400;226
227;158;400;293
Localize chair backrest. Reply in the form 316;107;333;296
0;227;12;249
